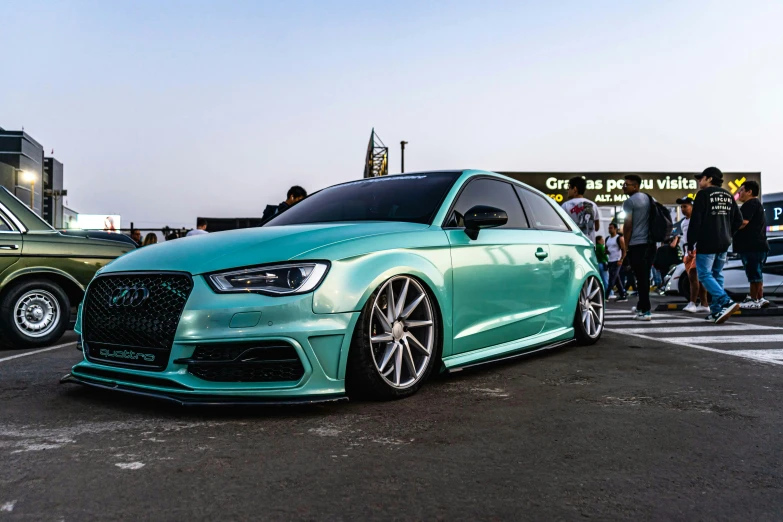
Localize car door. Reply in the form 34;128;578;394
515;187;580;331
0;207;22;276
444;178;553;355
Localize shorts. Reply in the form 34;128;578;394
683;252;697;272
740;251;767;284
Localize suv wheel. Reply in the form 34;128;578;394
0;279;71;349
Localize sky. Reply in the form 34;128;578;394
1;0;781;228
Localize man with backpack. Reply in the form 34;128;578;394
621;174;673;321
562;176;600;244
687;167;743;323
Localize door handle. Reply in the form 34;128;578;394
0;244;19;250
535;248;548;260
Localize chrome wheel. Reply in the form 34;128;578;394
14;290;60;338
369;276;434;389
579;277;604;339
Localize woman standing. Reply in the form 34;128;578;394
606;222;627;302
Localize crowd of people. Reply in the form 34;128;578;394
562;167;770;324
126;185;309;247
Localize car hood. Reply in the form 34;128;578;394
101;222;430;275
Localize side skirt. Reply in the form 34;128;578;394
443;327;575;373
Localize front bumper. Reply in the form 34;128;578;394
68;275;360;402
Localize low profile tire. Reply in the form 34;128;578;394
346;275;441;401
0;279;71;349
574;276;604;345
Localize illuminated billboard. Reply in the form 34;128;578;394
76;214;121;232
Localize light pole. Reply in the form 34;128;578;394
400;141;408;173
44;188;68;228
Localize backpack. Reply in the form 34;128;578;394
645;193;673;243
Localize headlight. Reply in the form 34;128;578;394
207;262;329;295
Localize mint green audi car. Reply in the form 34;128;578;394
63;171;604;404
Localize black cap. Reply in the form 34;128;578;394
676;196;694;205
694;166;723;182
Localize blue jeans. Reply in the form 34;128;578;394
696;252;732;315
598;263;610;293
739;252;767;283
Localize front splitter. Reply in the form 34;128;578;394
60;373;348;407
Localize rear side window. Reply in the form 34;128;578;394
516;187;570;231
447;178;529;228
0;212;13;232
769;239;783;257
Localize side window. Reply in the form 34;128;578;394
447;179;529;228
0;212;14;232
516;187;570;231
769;240;783;258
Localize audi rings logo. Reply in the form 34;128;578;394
108;286;150;307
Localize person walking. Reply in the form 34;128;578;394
186;218;209;237
621;174;655;320
262;186;307;222
676;196;709;313
606;222;628;302
687;167;743;323
561;176;600;244
595;235;610;292
734;180;770;309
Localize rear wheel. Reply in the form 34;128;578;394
0;279;71;349
574;276;604;345
346;275;440;400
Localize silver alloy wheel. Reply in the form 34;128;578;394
579;276;604;338
13;290;60;338
369;276;435;389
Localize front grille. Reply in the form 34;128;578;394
181;342;305;383
82;272;194;371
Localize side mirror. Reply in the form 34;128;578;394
463;205;508;240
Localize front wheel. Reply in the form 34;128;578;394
574;276;604;345
346;275;440;400
0;279;71;349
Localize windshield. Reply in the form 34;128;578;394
266;172;459;226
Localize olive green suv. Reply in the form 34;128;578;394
0;187;133;348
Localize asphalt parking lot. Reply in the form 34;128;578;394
2;298;783;521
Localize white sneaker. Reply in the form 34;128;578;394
695;305;711;314
758;297;770;308
683;302;698;313
741;295;753;304
740;300;754;310
631;306;637;314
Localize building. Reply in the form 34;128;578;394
43;157;65;228
0;127;68;227
0;127;45;215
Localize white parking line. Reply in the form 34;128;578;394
606;330;783;366
0;342;76;364
660;335;783;344
604;318;705;326
610;324;781;335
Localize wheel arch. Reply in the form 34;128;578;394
0;268;85;309
318;250;453;364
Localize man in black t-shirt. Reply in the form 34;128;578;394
734;180;770;309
